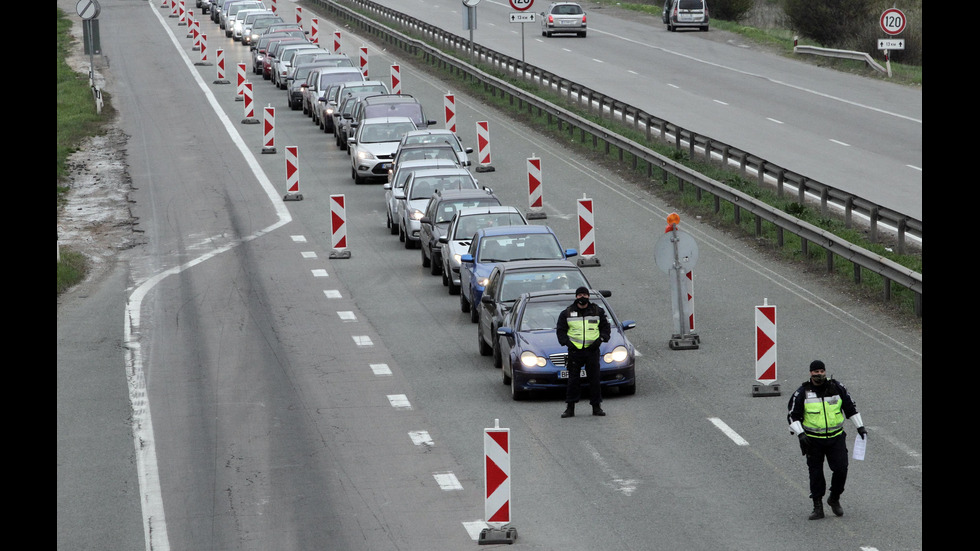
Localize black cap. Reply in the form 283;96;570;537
574;286;590;296
809;360;826;372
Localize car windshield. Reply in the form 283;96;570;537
455;213;526;239
518;301;567;331
478;235;563;262
435;199;497;224
343;85;388;96
360;122;418;144
500;270;588;302
405;135;461;152
398;147;457;164
320;72;362;88
409;174;476;199
365;103;425;125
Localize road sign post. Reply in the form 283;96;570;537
654;213;700;350
879;8;906;78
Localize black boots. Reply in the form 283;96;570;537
592;405;606;416
561;404;574;418
827;494;844;516
808;498;825;520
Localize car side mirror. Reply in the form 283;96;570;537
565;248;578;258
621;320;636;331
438;236;448;244
460;254;473;263
420;216;431;225
497;327;513;337
481;295;494;304
600;290;612;297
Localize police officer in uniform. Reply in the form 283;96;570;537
787;360;867;519
556;287;611;418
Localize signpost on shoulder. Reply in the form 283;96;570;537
461;0;481;64
508;0;534;62
878;7;906;78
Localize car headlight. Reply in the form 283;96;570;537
357;150;376;161
603;345;629;363
453;253;462;264
520;351;546;368
410;209;424;221
476;277;489;287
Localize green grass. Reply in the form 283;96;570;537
58;7;112;294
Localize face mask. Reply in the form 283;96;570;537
576;297;589;306
810;373;826;385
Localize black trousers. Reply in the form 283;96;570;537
564;349;601;405
805;433;849;499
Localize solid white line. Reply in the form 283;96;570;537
708;418;750;446
829;138;851;146
767;117;784;124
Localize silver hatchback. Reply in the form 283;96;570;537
540;2;587;38
662;0;710;32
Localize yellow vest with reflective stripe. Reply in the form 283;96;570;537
566;314;600;349
802;393;846;438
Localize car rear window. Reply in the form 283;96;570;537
678;0;703;9
409;175;477;199
365;103;425;126
479;235;564;262
435;199;499;223
319;71;364;87
455;213;526;239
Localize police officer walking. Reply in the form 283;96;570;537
556;287;611;418
787;360;867;519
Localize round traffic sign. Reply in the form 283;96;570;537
76;0;100;20
654;230;699;274
509;0;533;12
880;8;906;36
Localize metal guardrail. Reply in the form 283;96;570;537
308;0;922;316
793;44;887;74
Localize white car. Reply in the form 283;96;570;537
235;9;274;42
439;206;529;294
349;117;418;185
395;129;473;167
395;167;483;249
384;159;461;235
272;44;321;89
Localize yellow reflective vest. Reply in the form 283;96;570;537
566;313;601;349
802;393;846;438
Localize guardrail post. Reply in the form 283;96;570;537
869;207;879;243
896;218;907;255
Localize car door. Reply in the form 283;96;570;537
478;268;504;351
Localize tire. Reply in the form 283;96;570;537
492;340;502;368
460;291;470;313
389;215;399;235
430;253;441;276
441;263;449;286
478;325;492;356
421;248;430;268
470;303;479;323
448;276;460;295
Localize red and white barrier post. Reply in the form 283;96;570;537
390;64;401;95
262;106;276;154
195;33;211;66
479;419;517;544
187;11;196;40
526;156;546;220
334;31;342;54
310;17;319;44
236;62;246;100
752;299;781;396
359;46;369;78
576;195;600;267
329;194;352;259
295;6;303;30
685;270;695;332
169;0;178;18
270;0;276;15
444;92;456;134
283;146;303;201
474;121;494;172
242;82;259;124
178;1;186;25
214;49;229;84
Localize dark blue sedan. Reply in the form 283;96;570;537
496;289;637;400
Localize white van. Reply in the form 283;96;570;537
662;0;709;32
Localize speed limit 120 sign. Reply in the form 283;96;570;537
880;8;906;36
510;0;533;11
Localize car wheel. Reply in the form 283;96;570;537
470;303;480;324
404;235;415;249
421;248;430;268
460;291;470;313
510;375;528;400
389;215;399;236
478;325;492;356
503;366;511;385
441;264;449;286
492;340;502;368
430;254;441;276
448;276;460;295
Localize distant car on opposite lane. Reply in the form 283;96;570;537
540;2;587;37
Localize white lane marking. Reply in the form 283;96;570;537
463;520;490;540
708;417;749;446
767;117;784;124
583;441;639;496
409;430;433;446
370;363;392;376
830;138;851;147
301;251;317;258
323;289;342;298
433;472;463;490
337;311;357;321
713;99;728;105
387;394;411;409
311;269;328;277
290;235;306;242
352;335;374;346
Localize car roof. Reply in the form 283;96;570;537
396;159;460;171
432;188;496;200
477;224;555;236
456;205;521;216
362;94;419;104
410;167;473;178
361;116;416;125
495;259;581;272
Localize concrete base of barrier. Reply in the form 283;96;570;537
668;333;700;350
262;147;276;154
479;525;517;545
214;79;230;84
194;61;213;66
526;211;547;220
475;165;495;173
576;256;600;267
283;193;304;201
751;382;781;397
329;250;351;259
242;118;260;124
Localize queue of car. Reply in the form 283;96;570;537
196;1;637;402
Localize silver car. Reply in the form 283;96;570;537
348;116;419;185
395;168;482;248
439;206;529;294
396;129;473;167
384;159;462;235
662;0;709;32
540;2;587;37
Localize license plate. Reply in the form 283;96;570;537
561;20;574;25
558;369;588;379
380;163;392;170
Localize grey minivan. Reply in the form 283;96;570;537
662;0;709;32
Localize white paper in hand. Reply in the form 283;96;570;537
852;433;866;460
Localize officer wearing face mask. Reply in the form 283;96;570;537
787;360;867;520
556;286;611;418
